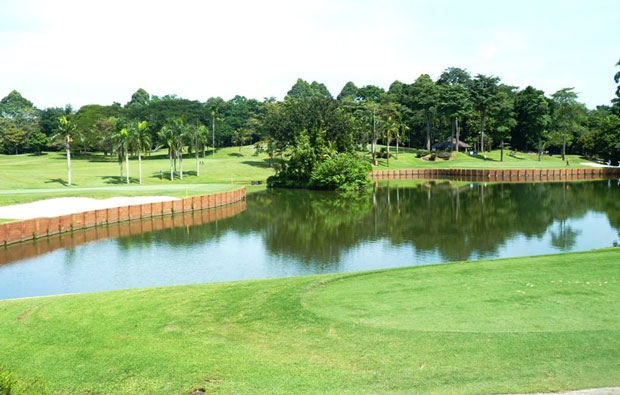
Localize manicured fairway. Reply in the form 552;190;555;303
0;146;273;191
1;249;619;394
0;184;238;207
372;148;602;169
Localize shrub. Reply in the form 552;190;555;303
309;154;371;191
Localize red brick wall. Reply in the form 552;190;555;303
1;188;245;246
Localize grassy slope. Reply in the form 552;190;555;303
373;148;599;169
1;249;619;394
0;146;273;190
0;146;271;207
0;147;601;204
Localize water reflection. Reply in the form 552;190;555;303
0;180;619;299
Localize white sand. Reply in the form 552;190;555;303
581;162;616;168
0;196;180;220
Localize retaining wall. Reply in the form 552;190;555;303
370;167;620;181
0;200;246;266
0;188;246;246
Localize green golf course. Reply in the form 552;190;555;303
1;248;619;394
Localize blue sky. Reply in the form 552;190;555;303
0;0;617;109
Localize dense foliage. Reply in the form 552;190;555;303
1;60;619;167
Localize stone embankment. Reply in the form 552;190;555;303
0;188;245;246
370;167;620;181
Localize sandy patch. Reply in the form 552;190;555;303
0;196;179;220
581;162;616;168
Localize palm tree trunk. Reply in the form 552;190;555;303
386;134;391;167
455;118;460;153
500;140;504;162
126;153;130;184
119;152;123;180
196;149;200;176
372;108;377;166
66;144;72;186
450;118;455;152
169;151;174;181
138;153;142;184
396;136;399;159
425;109;431;153
179;152;183;180
480;109;486;152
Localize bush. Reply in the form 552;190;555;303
309;154;371;191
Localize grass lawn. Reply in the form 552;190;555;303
0;184;239;207
373;147;601;169
0;146;605;207
0;146;273;191
1;249;619;394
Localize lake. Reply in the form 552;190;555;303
1;179;619;299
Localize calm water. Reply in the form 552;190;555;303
1;179;619;299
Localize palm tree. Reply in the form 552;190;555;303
53;116;75;186
185;123;208;176
119;127;130;184
171;119;187;180
129;121;150;184
158;125;176;181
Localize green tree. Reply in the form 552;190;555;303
514;86;551;161
437;68;472;152
550;88;585;161
410;74;439;153
0;90;34;118
158;125;177;181
596;114;620;161
128;120;150;184
337;81;359;101
488;85;517;161
53;116;75;186
26;130;49;155
0;90;40;154
186;123;208;176
470;74;500;152
438;83;471;152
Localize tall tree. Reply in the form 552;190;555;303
488;85;518;161
550;88;585;161
337;81;359;101
128;120;150;184
55;116;75;186
514;86;551;161
410;74;439;153
158;125;176;181
437;68;472;152
186;123;208;176
470;74;500;152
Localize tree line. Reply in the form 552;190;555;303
1;61;619;164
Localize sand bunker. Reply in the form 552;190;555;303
0;196;180;220
581;162;616;168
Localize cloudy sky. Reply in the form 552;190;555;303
0;0;617;109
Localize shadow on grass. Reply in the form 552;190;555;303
148;171;198;181
45;178;72;187
228;153;243;157
242;159;273;168
471;154;498;162
102;176;136;185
